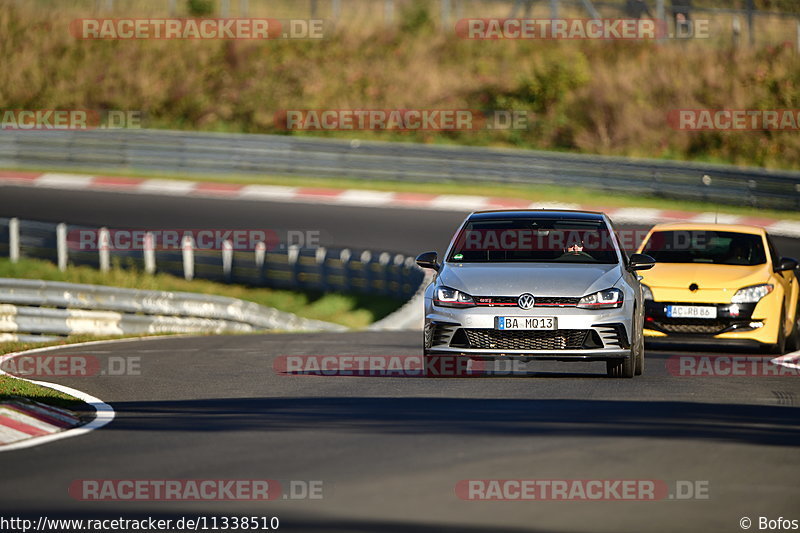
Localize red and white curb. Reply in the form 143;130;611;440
0;339;122;452
0;400;80;445
2;170;799;238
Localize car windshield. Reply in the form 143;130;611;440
447;217;619;264
642;230;766;265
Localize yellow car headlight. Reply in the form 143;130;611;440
731;284;773;304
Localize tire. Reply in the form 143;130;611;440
607;356;634;378
786;308;800;353
633;332;645;376
768;309;787;355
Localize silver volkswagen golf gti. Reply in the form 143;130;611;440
415;210;655;378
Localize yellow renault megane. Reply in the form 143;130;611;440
636;223;799;353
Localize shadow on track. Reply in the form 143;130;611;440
103;397;800;447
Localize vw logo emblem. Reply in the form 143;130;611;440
518;293;535;309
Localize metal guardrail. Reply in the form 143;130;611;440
1;129;798;210
0;278;344;341
0;217;425;302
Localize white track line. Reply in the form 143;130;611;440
0;336;180;452
772;350;800;371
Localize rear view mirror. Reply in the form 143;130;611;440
415;251;440;271
628;253;655;271
776;257;799;272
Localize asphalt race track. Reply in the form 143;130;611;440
0;185;799;532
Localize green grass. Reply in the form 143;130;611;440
0;375;86;411
10;165;800;222
0;334;128;411
0;257;403;329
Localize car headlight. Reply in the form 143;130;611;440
577;288;623;309
731;284;773;304
641;284;653;301
434;286;476;308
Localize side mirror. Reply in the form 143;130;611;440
628;253;655;272
776;257;799;272
415;251;440;271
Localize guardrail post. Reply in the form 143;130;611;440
9;218;19;264
182;234;195;281
222;239;233;282
220;0;230;17
360;250;373;295
98;227;110;272
378;252;391;296
239;0;249;17
316;246;328;290
168;0;176;15
339;248;351;292
333;0;342;21
392;254;405;298
288;245;300;285
56;223;68;272
144;232;156;274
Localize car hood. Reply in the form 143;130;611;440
437;263;623;297
639;262;771;290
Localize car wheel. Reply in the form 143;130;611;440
768;308;787;355
607;356;634;378
786;308;800;353
634;331;644;376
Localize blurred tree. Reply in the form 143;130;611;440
187;0;216;17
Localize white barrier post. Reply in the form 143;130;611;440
98;227;110;272
56;223;68;272
182;235;194;281
255;241;266;270
9;218;19;263
222;239;233;282
143;231;156;274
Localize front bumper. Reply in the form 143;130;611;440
424;302;633;360
643;300;774;344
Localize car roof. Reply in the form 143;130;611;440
469;209;605;221
646;222;766;236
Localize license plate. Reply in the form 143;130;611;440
496;316;556;330
666;305;717;319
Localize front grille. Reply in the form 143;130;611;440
649;319;729;335
474;296;580;308
460;329;592;350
